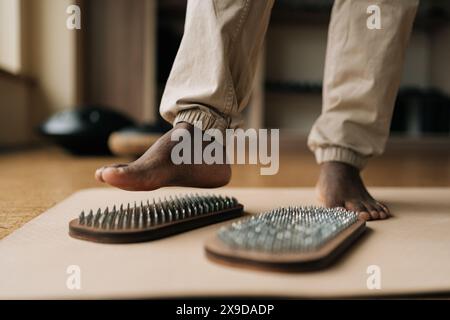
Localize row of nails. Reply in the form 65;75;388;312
78;194;239;229
218;206;358;253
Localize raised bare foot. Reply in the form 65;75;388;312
95;122;231;191
317;161;390;221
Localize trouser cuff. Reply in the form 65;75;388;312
174;108;229;133
314;147;368;170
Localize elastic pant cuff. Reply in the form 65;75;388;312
174;108;229;133
314;146;368;170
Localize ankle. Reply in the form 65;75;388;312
174;121;195;131
321;161;360;174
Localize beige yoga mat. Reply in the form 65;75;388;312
1;187;450;299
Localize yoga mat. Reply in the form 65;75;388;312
1;187;449;299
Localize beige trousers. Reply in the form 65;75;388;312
160;0;419;170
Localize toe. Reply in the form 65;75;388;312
372;203;388;219
365;203;380;220
369;210;380;220
378;210;387;219
95;167;106;182
101;165;131;188
95;164;128;183
345;200;365;213
101;163;160;191
377;201;391;217
345;201;371;221
359;211;371;221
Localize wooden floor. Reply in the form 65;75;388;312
1;141;449;239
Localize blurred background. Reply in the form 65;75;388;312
1;0;450;145
1;0;450;238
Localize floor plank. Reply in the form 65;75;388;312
1;143;449;239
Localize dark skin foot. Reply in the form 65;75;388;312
95;122;231;191
317;161;390;221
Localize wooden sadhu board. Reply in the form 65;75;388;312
1;187;450;299
205;218;367;272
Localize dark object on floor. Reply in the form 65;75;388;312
391;87;450;135
205;206;366;271
108;123;171;157
69;193;244;244
38;106;135;155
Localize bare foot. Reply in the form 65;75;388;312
317;161;390;221
95;122;231;191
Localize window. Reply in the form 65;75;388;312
0;0;21;73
